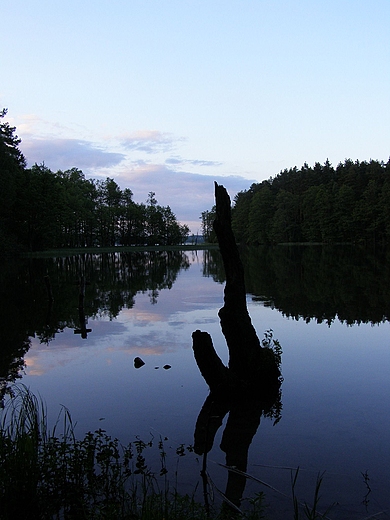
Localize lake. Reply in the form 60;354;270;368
1;245;390;519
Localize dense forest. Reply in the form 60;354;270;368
0;109;189;252
226;158;390;244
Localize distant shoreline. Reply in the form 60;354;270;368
21;243;220;258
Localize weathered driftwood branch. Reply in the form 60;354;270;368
192;182;280;391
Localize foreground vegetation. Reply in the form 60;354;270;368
0;385;340;520
0;385;206;520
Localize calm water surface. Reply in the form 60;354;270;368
3;247;390;518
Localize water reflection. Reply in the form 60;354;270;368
1;246;389;517
194;384;281;513
0;250;190;402
74;275;92;339
2;245;390;402
205;245;390;325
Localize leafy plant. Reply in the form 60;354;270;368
261;329;283;371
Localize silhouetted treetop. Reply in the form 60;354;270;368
230;158;390;244
0;109;189;251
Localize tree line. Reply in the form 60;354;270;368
221;158;390;244
0;109;189;252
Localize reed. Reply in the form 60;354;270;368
291;468;334;520
0;385;207;519
0;385;342;519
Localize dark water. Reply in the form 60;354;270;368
1;246;390;518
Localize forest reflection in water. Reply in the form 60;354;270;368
241;244;390;325
2;244;389;396
0;249;192;400
1;246;390;518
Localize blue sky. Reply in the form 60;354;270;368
1;0;389;232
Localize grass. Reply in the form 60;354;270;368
291;468;333;520
0;385;343;520
0;385;204;519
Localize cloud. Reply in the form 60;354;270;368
18;132;253;233
22;137;126;171
120;130;182;154
115;162;253;232
165;156;223;168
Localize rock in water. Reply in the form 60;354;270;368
134;357;145;369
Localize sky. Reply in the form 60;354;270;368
1;0;389;233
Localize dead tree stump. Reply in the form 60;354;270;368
192;183;283;512
192;182;281;392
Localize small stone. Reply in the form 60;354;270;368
134;357;145;369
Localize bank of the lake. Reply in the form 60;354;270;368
21;243;219;258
